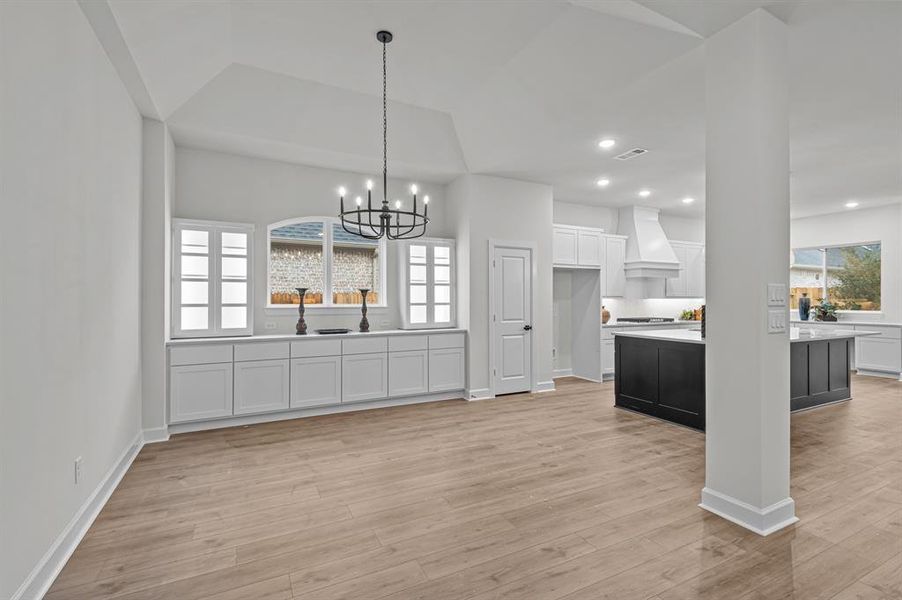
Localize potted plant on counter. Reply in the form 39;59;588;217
814;299;838;322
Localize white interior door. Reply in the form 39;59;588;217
493;245;532;395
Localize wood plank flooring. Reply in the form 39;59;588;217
47;375;902;599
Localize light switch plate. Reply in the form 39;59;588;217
767;283;787;307
768;310;787;334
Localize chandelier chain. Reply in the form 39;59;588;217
382;38;388;207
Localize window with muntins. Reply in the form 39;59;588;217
400;239;455;329
790;243;881;311
173;219;254;337
267;217;385;308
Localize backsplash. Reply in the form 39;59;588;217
602;298;705;322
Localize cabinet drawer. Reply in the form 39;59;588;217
855;325;901;339
343;336;388;355
429;333;465;349
291;339;342;358
234;342;289;362
389;335;428;352
170;344;233;366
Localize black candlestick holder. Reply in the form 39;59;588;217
295;287;308;335
359;288;370;333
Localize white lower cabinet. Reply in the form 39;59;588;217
856;337;902;374
428;347;465;392
389;350;429;397
602;339;615;379
170;363;234;423
290;355;342;408
234;359;290;415
342;353;389;402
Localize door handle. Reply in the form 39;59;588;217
523;325;532;331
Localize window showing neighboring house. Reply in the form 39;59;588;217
399;238;455;329
790;243;881;311
268;217;384;308
172;219;254;338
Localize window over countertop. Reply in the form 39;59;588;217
790;242;881;312
267;217;386;309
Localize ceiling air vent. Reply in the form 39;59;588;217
614;148;648;160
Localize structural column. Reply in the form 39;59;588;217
701;9;796;535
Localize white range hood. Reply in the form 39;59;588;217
618;206;680;279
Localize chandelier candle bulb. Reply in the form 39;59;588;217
366;179;373;191
355;196;362;206
338;186;346;198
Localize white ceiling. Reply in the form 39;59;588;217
97;0;902;219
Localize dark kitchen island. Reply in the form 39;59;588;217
614;327;877;431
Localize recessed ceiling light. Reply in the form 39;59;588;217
598;138;616;150
596;178;610;187
845;201;859;209
638;189;651;198
682;197;695;204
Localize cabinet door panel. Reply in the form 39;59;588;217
342;353;388;402
429;348;465;392
856;337;902;372
389;350;429;397
170;363;233;423
553;227;578;265
291;356;341;408
603;237;626;297
234;359;290;415
602;339;615;377
577;230;602;267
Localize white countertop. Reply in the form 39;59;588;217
790;319;902;328
603;321;699;329
614;327;880;345
167;328;466;346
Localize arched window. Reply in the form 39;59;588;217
267;217;386;308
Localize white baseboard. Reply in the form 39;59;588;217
699;487;798;536
534;380;556;393
169;391;466;434
13;431;143;600
856;368;902;381
552;368;573;378
466;388;494;401
141;426;170;444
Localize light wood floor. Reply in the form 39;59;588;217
48;375;902;600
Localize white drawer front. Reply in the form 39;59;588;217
428;333;465;349
234;342;290;362
855;325;902;340
343;336;388;355
389;335;428;352
170;344;233;366
291;339;342;358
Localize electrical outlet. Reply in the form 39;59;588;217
264;321;277;330
74;457;83;485
380;320;389;327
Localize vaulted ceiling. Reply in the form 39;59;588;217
87;0;902;218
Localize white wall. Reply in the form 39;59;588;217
553;201;618;232
450;175;554;394
0;2;143;598
174;147;452;334
791;203;902;322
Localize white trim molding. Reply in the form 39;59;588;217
142;426;170;444
467;388;494;401
13;432;143;600
534;380;556;393
700;487;798;536
553;368;573;378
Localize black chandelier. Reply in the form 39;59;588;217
338;30;429;240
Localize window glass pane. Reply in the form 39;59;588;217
222;256;247;279
181;306;208;330
181;255;208;279
434;304;451;323
790;249;824;310
434;265;450;284
221;306;247;329
269;222;324;305
410;265;427;284
410;305;427;324
826;244;881;311
181;280;208;305
434;245;450;265
434;285;450;304
409;245;427;264
222;281;246;305
221;232;247;256
332;224;380;305
181;229;208;254
410;285;427;304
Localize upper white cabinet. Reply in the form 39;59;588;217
603;235;627;297
553;225;604;268
666;241;705;298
